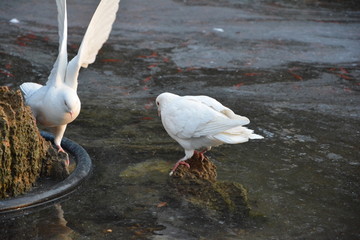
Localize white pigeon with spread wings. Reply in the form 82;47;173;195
20;0;120;159
155;92;263;176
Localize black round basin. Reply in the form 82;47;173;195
0;132;92;213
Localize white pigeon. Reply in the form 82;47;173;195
20;0;120;159
155;92;263;176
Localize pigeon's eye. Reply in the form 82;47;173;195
156;101;160;106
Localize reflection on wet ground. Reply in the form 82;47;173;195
0;0;359;239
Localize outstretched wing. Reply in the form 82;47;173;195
46;0;68;87
65;0;121;91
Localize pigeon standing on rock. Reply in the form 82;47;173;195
20;0;120;161
155;92;263;176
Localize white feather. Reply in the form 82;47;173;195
65;0;120;91
214;126;264;143
183;95;250;124
19;82;42;99
46;0;68;88
156;92;263;175
20;0;120;150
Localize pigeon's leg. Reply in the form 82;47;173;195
54;125;69;166
56;145;65;152
169;150;193;176
198;147;212;160
53;125;67;149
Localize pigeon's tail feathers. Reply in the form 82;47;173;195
65;0;120;90
20;82;43;99
213;126;264;144
224;110;250;124
249;133;264;140
213;133;250;144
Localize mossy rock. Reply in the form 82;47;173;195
0;87;68;199
171;151;217;182
168;153;251;222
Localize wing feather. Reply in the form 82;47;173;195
65;0;120;90
184;95;250;124
19;82;43;99
162;99;246;139
46;0;68;87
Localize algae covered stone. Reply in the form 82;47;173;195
0;87;68;198
168;152;251;222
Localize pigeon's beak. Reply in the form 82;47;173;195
157;110;161;117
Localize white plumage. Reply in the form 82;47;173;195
20;0;120;156
155;92;263;175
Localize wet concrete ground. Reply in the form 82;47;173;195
1;0;360;239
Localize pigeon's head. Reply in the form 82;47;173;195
62;91;81;119
155;92;179;116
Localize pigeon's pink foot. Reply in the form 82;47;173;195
194;149;207;160
64;157;70;166
57;145;70;166
199;150;206;160
169;160;190;176
57;145;65;153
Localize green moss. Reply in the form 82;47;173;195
119;159;171;184
120;159;170;178
168;154;252;222
180;180;250;220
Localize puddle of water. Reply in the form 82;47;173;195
0;0;360;239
